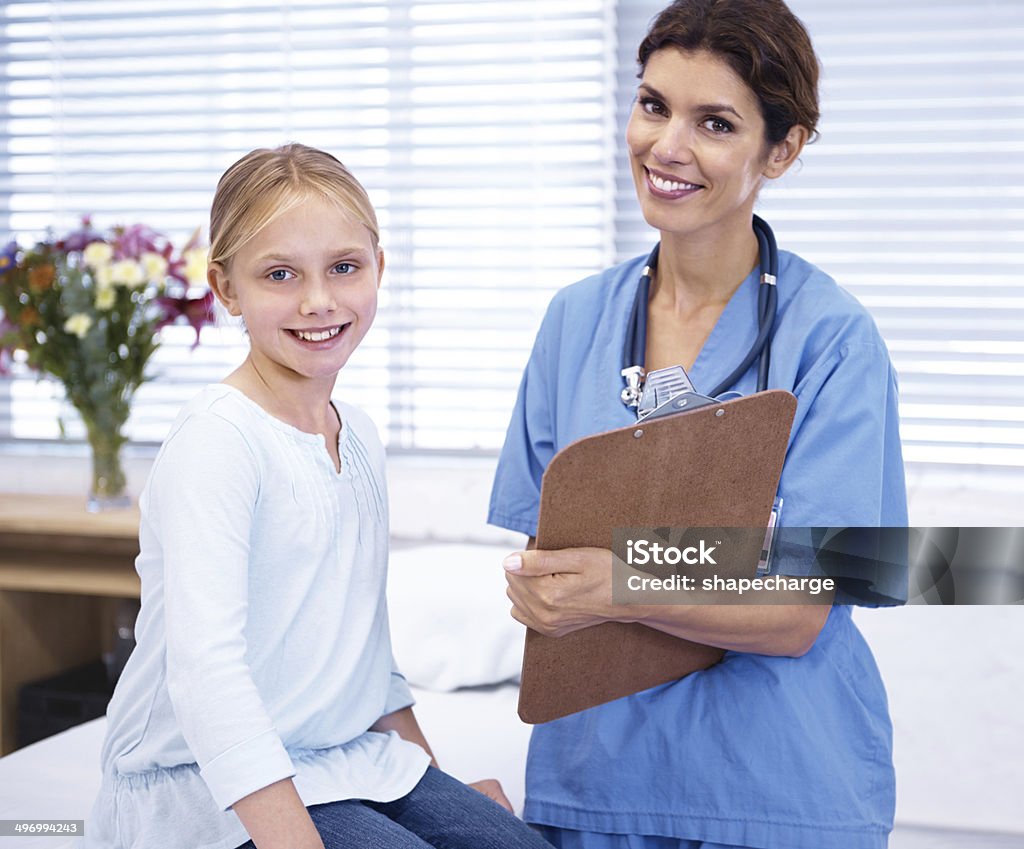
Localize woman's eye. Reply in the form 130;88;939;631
639;96;667;116
268;269;293;281
703;117;733;134
333;262;355;274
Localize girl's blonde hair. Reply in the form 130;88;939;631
209;143;379;267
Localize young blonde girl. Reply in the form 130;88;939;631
88;144;551;849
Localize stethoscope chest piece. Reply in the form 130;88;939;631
620;365;645;407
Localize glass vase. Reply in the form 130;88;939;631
85;425;131;513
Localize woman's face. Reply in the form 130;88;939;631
626;48;785;242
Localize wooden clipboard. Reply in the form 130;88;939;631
518;389;798;724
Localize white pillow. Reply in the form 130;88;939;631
386;543;525;691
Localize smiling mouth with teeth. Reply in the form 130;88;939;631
647;170;703;193
290;325;345;342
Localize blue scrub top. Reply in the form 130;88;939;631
488;250;908;849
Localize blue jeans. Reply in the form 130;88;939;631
235;767;552;849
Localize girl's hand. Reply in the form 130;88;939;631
468;778;513;812
503;547;618;638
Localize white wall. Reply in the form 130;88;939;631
854;605;1024;834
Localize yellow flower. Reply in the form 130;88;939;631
111;259;144;287
83;241;114;269
95;286;117;310
183;247;208;286
141;251;168;282
64;313;93;338
94;264;115;289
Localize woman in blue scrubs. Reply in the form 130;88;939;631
489;2;907;848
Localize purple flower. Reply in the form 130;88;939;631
114;223;167;260
0;241;18;275
155;290;216;348
58;216;104;252
162;245;189;286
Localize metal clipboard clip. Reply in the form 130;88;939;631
635;365;719;422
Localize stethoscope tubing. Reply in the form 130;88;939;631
622;215;779;400
624;243;656;370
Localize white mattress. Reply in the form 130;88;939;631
0;682;529;848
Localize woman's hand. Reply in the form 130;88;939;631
503;547;619;638
503;544;832;655
468;778;514;812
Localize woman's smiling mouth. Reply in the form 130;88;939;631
645;167;704;198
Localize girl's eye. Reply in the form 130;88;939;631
333;262;355;274
639;96;667;117
703;117;734;134
268;269;293;282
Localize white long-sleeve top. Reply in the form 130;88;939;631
87;384;430;849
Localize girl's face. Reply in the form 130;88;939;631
625;48;795;242
210;194;382;387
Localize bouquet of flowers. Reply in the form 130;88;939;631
0;217;215;509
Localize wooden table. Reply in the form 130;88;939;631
0;494;141;754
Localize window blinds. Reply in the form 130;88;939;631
615;0;1024;469
0;0;615;450
3;0;1022;468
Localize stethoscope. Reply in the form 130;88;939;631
620;214;779;417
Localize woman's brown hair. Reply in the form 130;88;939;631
638;0;820;145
